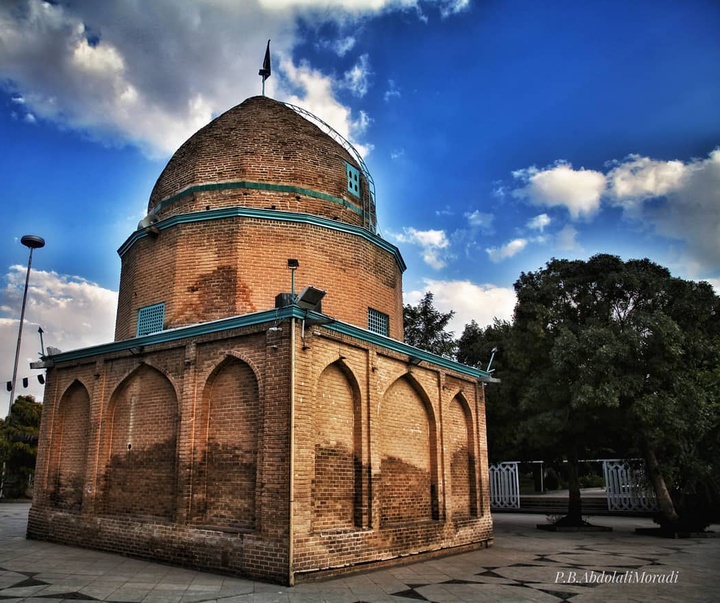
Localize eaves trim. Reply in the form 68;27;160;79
46;307;494;382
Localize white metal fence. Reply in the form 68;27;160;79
602;459;658;512
489;459;658;512
489;461;520;509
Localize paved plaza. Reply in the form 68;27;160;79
1;502;717;602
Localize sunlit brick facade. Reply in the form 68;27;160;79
29;96;494;584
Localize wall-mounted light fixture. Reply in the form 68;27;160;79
296;285;326;311
287;259;299;300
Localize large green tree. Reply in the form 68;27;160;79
404;292;457;358
457;319;525;462
508;254;719;528
0;395;42;499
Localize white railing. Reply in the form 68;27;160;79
489;462;520;509
602;460;658;512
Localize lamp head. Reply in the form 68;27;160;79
296;285;325;311
21;235;45;250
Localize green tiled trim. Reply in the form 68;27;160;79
47;306;495;382
155;181;363;215
119;206;406;272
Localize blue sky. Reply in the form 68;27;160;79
1;0;719;410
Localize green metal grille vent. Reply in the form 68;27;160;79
367;308;389;336
137;303;165;337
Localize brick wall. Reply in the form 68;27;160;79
30;320;492;584
115;218;403;341
191;357;258;530
312;362;360;531
290;325;493;581
48;381;90;512
101;364;179;519
30;324;292;584
379;376;437;525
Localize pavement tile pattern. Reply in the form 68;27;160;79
1;503;717;602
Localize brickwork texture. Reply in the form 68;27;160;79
30;95;493;585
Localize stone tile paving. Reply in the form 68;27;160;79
1;502;717;602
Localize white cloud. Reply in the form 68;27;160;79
0;1;335;158
527;213;551;232
438;0;470;17
509;150;720;278
324;36;357;56
0;267;117;417
341;53;371;97
512;162;606;220
555;225;580;251
486;238;527;263
282;58;372;156
405;279;515;334
465;210;494;231
392;227;451;269
384;79;401;102
257;0;470;16
607;154;686;207
607;150;720;277
0;0;470;160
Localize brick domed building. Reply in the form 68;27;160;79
29;96;494;584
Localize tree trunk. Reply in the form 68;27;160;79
563;451;584;525
642;438;679;526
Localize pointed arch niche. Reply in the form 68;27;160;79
447;393;478;518
50;380;90;512
379;375;439;526
192;356;259;530
312;361;363;531
102;365;178;520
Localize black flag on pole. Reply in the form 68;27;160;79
259;40;271;81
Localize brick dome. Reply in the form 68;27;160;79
148;96;376;231
116;96;404;341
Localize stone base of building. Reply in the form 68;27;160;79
293;529;494;583
28;507;493;585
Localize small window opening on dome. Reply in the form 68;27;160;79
137;303;165;337
368;308;389;336
346;162;361;197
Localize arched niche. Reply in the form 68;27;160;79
192;355;259;530
446;393;478;518
102;364;179;520
312;360;363;531
50;380;90;512
379;374;439;526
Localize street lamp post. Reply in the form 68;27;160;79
7;235;45;415
2;235;44;500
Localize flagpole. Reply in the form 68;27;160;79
259;39;271;97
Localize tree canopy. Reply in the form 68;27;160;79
456;254;720;528
403;292;457;358
0;395;42;499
